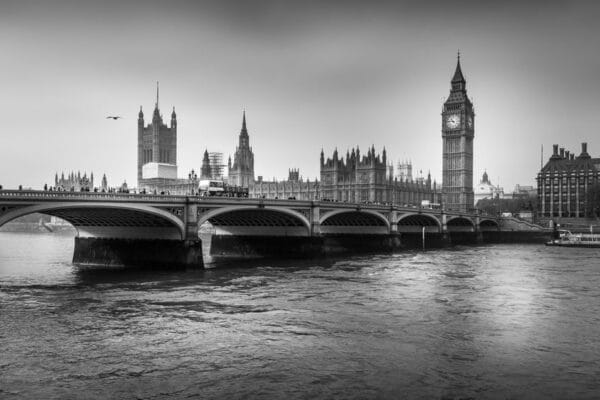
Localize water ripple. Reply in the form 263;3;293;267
1;236;600;398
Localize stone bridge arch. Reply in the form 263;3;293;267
319;209;390;235
446;216;476;232
198;206;311;236
396;213;442;233
479;218;500;231
0;202;186;240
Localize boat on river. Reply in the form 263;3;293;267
546;230;600;247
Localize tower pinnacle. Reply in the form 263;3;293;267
452;53;465;84
240;110;248;136
156;81;159;109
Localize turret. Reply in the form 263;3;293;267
171;107;177;127
370;145;375;166
201;149;211;180
320;148;324;166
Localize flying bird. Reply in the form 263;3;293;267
106;116;123;120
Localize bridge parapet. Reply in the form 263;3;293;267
0;190;505;237
0;190;189;202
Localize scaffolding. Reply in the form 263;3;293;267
208;152;225;180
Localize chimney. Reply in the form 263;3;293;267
560;148;565;158
565;150;570;159
582;142;588;154
553;144;558;156
570;153;575;160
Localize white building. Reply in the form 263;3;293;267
474;171;504;202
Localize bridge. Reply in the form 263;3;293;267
0;190;544;267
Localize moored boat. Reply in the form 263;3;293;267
546;230;600;247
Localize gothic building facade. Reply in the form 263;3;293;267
137;84;177;187
250;169;320;200
442;55;475;212
537;143;600;219
54;171;95;191
319;147;439;205
227;112;255;188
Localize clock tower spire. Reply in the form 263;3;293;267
441;53;475;212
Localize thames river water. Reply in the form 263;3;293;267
1;232;600;399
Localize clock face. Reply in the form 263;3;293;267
446;114;460;129
467;115;473;129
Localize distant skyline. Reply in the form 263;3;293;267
2;0;600;190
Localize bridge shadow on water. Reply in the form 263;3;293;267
70;230;549;282
71;256;344;287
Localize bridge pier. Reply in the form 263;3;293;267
206;234;404;263
73;237;203;269
310;203;321;236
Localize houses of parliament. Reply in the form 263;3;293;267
136;57;476;211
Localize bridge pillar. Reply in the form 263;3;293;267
310;202;321;236
184;201;199;241
389;210;398;234
441;212;448;233
440;212;451;245
474;215;483;243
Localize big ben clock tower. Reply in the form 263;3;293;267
442;54;474;212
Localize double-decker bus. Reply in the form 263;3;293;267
198;180;248;198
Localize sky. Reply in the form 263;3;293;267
1;0;600;190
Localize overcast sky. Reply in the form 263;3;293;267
1;0;599;190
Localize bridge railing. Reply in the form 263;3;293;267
0;189;189;202
0;189;497;221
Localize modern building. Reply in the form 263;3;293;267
228;111;255;188
319;146;439;205
537;143;600;219
442;54;475;212
137;83;177;187
474;171;504;202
